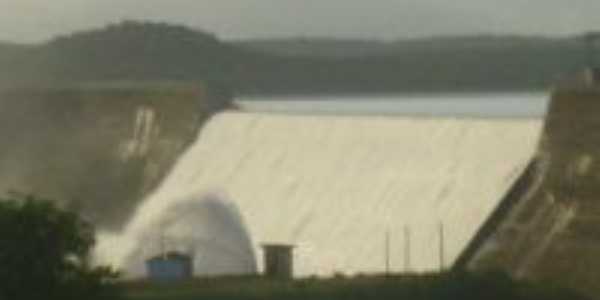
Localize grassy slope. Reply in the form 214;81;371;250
120;272;588;300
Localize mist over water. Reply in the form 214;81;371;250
96;192;257;277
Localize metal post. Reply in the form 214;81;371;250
404;225;411;273
160;229;167;259
385;229;391;275
439;222;445;272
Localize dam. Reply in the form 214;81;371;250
2;85;565;281
6;84;600;296
95;93;546;278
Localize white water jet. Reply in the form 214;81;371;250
96;192;257;277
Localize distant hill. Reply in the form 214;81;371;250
1;21;251;83
0;42;30;52
234;38;389;57
234;35;577;58
0;21;593;95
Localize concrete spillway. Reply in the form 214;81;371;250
96;111;543;277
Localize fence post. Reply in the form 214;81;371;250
439;222;445;272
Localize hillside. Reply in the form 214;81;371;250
462;88;600;298
0;83;230;229
0;21;592;94
234;38;390;57
0;22;250;85
234;35;576;58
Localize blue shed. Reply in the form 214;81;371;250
145;252;193;281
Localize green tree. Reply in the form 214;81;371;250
0;194;120;300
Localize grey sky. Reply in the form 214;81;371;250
3;0;600;43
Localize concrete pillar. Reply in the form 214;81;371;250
262;244;295;279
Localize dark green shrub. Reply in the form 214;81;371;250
0;195;121;300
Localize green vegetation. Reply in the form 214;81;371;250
0;195;120;299
0;194;585;300
121;272;588;300
469;88;600;298
0;20;594;94
0;193;587;300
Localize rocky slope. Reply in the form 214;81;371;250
466;87;600;298
0;82;230;229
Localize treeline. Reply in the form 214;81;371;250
0;20;591;95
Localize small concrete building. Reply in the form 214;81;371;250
584;67;600;86
145;251;193;281
262;244;295;279
584;33;600;86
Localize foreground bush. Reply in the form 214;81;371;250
0;195;120;300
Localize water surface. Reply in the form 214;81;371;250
237;92;549;118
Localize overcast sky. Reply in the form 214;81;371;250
3;0;600;43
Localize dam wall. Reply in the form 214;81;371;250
0;83;229;228
97;111;543;278
1;84;560;282
467;88;600;298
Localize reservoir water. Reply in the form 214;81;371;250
237;92;549;118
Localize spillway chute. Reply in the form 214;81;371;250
98;111;544;277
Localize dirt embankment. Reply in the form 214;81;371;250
468;88;600;298
0;83;231;229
